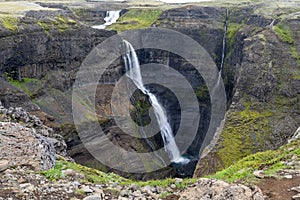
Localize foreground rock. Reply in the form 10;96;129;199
0;105;67;157
0;122;56;171
178;178;264;200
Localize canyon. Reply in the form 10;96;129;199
0;0;299;199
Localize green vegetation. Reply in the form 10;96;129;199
195;85;209;99
217;102;273;168
37;21;51;37
37;15;78;35
0;15;19;31
40;161;63;181
209;139;300;183
290;46;300;65
159;191;172;199
293;72;300;80
108;9;163;32
273;25;294;44
226;23;244;58
8;77;40;97
273;24;299;65
40;156;197;188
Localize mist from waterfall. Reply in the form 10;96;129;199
92;10;121;30
122;40;189;164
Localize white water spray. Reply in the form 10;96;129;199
122;40;189;164
92;10;121;30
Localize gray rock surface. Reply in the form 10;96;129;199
0;122;55;171
178;178;265;200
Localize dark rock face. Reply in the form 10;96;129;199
0;10;115;123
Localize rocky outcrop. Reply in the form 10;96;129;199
194;10;300;176
0;105;67;157
0;122;56;171
178;178;264;200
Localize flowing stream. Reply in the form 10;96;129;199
92;10;121;30
122;40;189;164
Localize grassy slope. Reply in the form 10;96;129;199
107;8;163;32
41;139;299;188
208;139;300;184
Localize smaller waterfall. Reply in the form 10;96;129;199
220;8;229;74
122;40;189;164
92;10;121;30
213;8;228;92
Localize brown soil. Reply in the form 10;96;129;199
257;176;300;200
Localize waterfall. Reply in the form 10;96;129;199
122;40;189;164
220;8;229;74
213;8;228;91
92;10;121;30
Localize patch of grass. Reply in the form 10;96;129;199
37;21;51;37
195;85;209;99
159;191;172;199
108;8;163;32
226;23;244;58
208;139;300;183
292;72;300;80
0;15;19;31
40;161;63;181
8;77;40;97
75;189;86;195
40;156;197;189
135;177;197;189
290;46;300;65
273;25;294;44
217;101;273;168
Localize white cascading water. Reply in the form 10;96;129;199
213;8;228;92
122;40;189;164
92;10;121;30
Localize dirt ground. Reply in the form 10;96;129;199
257;176;300;200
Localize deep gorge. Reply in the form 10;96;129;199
0;2;299;181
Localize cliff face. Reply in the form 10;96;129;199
194;9;300;176
0;10;115;122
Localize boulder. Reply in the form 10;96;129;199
178;178;264;200
0;122;56;171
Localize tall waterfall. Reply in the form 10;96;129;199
92;10;121;30
122;40;189;164
213;8;228;93
220;8;229;74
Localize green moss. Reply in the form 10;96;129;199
273;25;294;44
290;46;300;65
37;16;77;35
208;139;300;183
226;23;243;58
8;77;40;97
292;72;300;80
195;85;209;98
0;15;19;31
108;8;163;32
37;21;50;37
217;102;273;168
